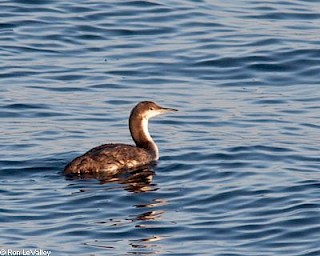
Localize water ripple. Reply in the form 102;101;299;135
1;0;320;255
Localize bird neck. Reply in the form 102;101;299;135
129;116;159;160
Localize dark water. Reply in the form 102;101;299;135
1;0;320;255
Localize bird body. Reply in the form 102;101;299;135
64;101;177;175
64;143;153;175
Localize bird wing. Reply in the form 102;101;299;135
64;144;153;175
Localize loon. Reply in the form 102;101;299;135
64;101;177;175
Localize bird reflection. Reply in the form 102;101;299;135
128;200;167;254
65;164;169;255
135;210;165;222
65;165;156;193
129;235;164;255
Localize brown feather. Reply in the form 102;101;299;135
64;144;153;175
63;101;177;175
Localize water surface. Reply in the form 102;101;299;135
1;0;320;255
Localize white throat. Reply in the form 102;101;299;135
142;118;159;160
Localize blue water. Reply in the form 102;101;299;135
1;0;320;255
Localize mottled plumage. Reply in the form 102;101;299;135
64;144;153;175
64;101;177;175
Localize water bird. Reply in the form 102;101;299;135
64;101;177;175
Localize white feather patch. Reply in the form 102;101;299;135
141;118;159;160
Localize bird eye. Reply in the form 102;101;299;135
149;107;154;111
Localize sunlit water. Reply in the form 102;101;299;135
1;1;320;255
